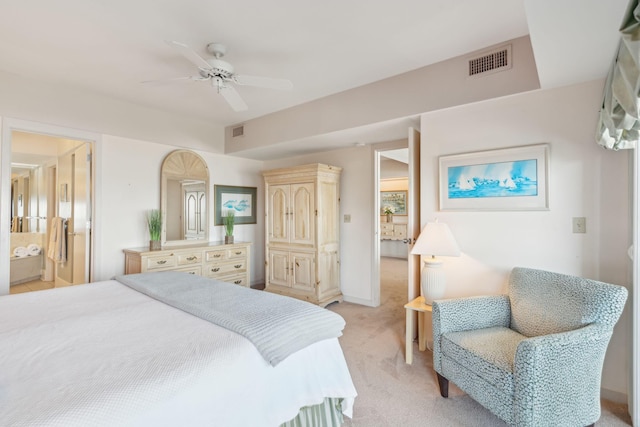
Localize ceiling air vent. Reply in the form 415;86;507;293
232;125;244;138
468;45;512;77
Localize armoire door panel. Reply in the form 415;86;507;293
291;183;314;246
185;192;198;235
268;185;289;243
198;192;206;234
268;250;290;287
291;252;315;291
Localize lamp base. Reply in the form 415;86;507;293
421;258;445;305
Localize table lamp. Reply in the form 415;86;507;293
410;220;461;305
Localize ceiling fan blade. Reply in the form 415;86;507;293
218;83;248;112
165;40;211;70
141;75;207;84
233;74;293;91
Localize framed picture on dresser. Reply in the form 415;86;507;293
214;185;257;225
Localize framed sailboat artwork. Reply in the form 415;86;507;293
439;144;549;211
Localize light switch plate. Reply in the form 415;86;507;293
572;217;586;234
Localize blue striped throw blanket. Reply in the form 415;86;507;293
115;271;346;366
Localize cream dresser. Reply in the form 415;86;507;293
263;163;342;307
380;222;408;241
123;241;251;287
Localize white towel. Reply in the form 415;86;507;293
47;217;67;263
27;244;41;256
13;246;28;257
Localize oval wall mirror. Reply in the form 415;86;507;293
160;149;209;246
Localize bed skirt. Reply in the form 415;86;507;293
281;397;345;427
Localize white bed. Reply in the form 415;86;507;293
0;278;357;426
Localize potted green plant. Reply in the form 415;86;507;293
223;209;235;244
147;209;162;251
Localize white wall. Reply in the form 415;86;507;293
96;135;265;284
420;79;631;398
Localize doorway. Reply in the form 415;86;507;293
372;127;421;307
1;119;98;296
379;150;410;306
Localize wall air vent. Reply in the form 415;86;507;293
232;125;244;138
468;45;512;77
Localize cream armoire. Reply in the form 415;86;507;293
263;163;342;307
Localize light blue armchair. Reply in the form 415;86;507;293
432;267;628;427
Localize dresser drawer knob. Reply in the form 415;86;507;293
212;267;220;272
214;254;222;258
234;280;242;284
156;260;167;265
234;264;241;269
186;256;197;261
234;251;242;255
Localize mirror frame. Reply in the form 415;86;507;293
160;149;210;247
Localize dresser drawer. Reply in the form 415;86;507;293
175;266;202;276
205;260;247;278
145;255;177;270
227;247;247;259
215;273;249;287
394;226;407;238
380;223;394;232
205;249;227;262
177;252;202;265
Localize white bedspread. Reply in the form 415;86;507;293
0;281;356;426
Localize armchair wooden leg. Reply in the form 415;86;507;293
437;373;449;398
586;424;594;427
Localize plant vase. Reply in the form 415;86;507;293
146;209;162;251
223;210;235;245
386;213;393;223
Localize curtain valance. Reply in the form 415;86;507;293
597;0;640;150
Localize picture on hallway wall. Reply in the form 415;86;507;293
439;144;549;211
380;191;407;215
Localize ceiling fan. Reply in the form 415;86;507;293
150;40;293;112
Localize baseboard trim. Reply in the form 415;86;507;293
342;295;377;307
601;387;627;404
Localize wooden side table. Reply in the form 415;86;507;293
404;296;433;364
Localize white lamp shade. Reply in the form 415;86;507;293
410;221;461;257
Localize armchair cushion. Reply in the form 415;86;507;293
442;326;525;397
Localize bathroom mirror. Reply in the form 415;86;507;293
161;149;209;246
10;162;49;233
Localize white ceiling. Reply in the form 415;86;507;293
0;0;630;157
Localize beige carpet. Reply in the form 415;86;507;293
328;257;632;427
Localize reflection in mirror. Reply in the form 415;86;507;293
161;150;209;246
11;162;48;233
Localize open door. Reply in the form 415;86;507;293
56;143;91;285
407;128;421;300
406;128;421;339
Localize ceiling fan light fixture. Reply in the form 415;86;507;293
157;40;292;112
206;58;234;77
